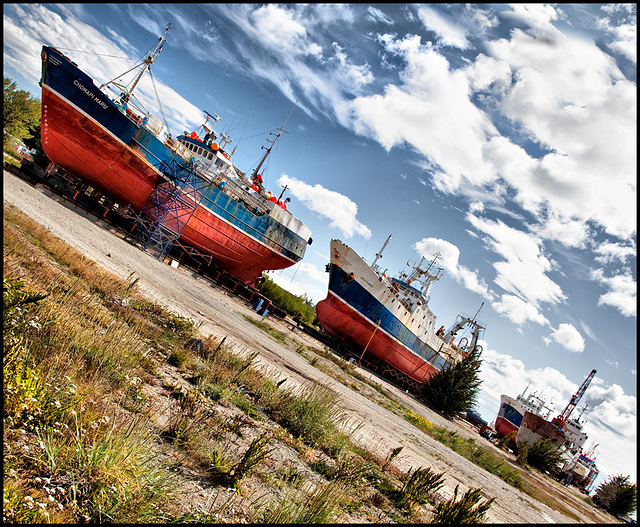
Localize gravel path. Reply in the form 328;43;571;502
4;168;617;523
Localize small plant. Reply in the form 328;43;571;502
382;445;404;471
396;466;445;509
230;431;274;485
521;439;565;474
168;348;190;368
335;451;377;486
256;479;349;523
431;484;494;524
266;381;349;448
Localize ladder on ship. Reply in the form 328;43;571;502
129;159;213;260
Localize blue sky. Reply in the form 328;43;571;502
4;4;636;491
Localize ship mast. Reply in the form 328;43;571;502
111;23;172;106
407;252;443;296
251;127;287;179
371;235;392;268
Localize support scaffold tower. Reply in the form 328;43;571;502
129;159;212;260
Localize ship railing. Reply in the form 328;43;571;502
215;174;274;216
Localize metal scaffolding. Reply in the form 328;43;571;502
130;159;212;260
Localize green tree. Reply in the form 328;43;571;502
593;474;637;519
420;347;483;419
3;76;41;147
22;123;50;168
257;275;316;325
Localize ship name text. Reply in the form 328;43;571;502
74;79;109;109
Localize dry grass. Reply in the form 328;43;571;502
6;203;498;523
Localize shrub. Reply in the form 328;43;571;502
230;432;274;485
396;466;445;509
593;474;637;519
266;381;348;447
431;484;495;524
420;347;483;419
520;439;565;474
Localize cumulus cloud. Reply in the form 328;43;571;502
593;242;637;265
249;4;322;58
492;294;549;326
543;323;585;352
416;5;471;50
486;8;636;241
599;4;637;63
351;34;499;192
278;175;371;240
590;269;637;318
467;214;565;319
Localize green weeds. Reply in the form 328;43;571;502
431;484;495;523
3;204;500;523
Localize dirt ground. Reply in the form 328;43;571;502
4;168;620;523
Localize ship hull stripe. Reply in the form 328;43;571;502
316;290;439;384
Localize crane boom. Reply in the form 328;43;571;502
553;369;596;428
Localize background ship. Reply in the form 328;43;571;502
315;236;486;388
494;386;552;438
39;24;311;286
494;369;600;492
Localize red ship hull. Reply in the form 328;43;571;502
42;87;297;285
316;292;439;384
42;86;160;210
179;206;295;284
494;417;519;437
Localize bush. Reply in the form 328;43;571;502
431;484;494;524
420;348;483;419
265;381;348;448
396;466;445;509
257;276;316;325
520;439;565;474
593;474;637;519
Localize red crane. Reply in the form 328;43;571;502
552;369;596;429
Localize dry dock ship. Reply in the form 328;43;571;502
316;236;486;386
40;23;311;285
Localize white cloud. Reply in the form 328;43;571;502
249;4;322;58
467;215;566;318
278;175;371;240
598;4;637;63
529;211;592;250
366;6;394;26
492;294;550;326
416;5;471;50
590;269;637;318
486;11;637;241
351;34;499;191
543;323;585;352
593;242;637;265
